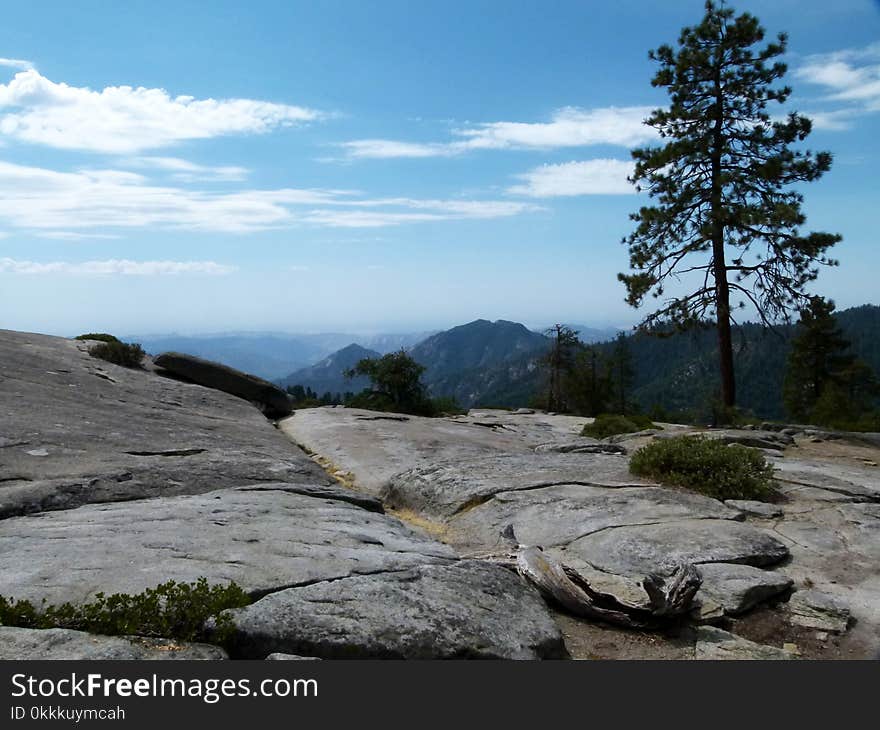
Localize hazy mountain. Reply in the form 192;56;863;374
359;331;438;354
277;343;381;395
125;331;432;381
410;319;550;407
564;324;623;343
127;333;343;381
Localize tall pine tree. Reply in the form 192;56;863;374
619;1;840;408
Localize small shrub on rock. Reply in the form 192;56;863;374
629;435;776;501
88;340;145;368
74;333;121;344
0;578;250;643
581;413;656;439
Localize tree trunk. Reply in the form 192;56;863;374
712;62;736;409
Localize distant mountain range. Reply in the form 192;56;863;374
277;343;379;395
126;330;434;381
129;306;880;419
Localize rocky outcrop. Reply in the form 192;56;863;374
154;351;293;418
0;627;227;660
0;485;456;606
0;330;328;518
221;561;567;660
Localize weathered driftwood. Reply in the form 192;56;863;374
486;525;703;629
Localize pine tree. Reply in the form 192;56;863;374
783;296;878;424
608;333;635;414
619;0;840;408
543;324;579;411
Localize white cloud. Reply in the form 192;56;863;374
0;257;236;276
0;160;538;233
38;231;123;240
339;140;455;159
508;159;635;197
455;106;655;151
0;69;323;153
338;106;655;159
127;156;249;182
0;58;34;71
796;43;880;118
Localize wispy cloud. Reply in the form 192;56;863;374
339;106;656;159
0;257;236;276
795;42;880;126
0;58;34;71
0;69;323;153
508;159;635;197
38;231;123;241
126;156;249;182
0;160;539;233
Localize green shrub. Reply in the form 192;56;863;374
0;578;250;643
74;333;121;344
88;340;145;368
629;435;776;501
581;413;657;439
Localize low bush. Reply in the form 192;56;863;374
629;435;776;501
88;340;145;368
74;333;121;344
581;413;657;439
0;578;250;643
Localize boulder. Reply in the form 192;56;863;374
697;563;793;615
789;589;851;633
0;627;226;660
221;561;568;660
563;519;789;578
154;352;292;418
695;626;796;660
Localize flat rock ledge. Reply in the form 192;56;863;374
221;561;568;660
0;627;227;660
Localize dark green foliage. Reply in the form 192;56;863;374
621;1;840;408
542;324;580;411
581;413;657;439
74;333;121;344
80;333;146;369
344;349;458;416
0;578;251;643
630;436;776;501
783;297;879;427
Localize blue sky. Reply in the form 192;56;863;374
0;0;878;335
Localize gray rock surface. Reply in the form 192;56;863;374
265;653;321;660
774;458;880;502
154;351;292;419
384;452;656;519
724;499;784;518
0;486;455;606
788;589;851;633
279;407;592;495
562;519;789;578
447;485;741;552
222;561;567;660
0;330;328;518
697;563;793;615
0;627;227;660
695;626;796;660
